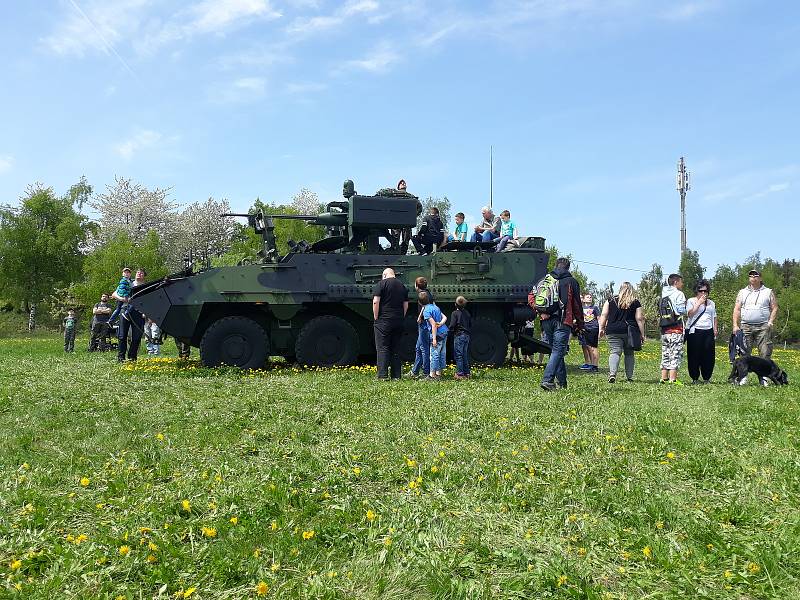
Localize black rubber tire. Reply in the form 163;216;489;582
295;315;359;367
200;316;269;369
470;317;508;367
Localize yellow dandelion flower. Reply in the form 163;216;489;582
557;575;568;587
229;516;238;525
618;566;626;574
567;514;577;523
74;534;88;544
270;562;280;572
255;581;269;596
666;451;676;460
366;509;376;522
430;465;439;474
405;458;416;468
80;477;90;487
148;541;159;551
147;554;157;563
408;480;418;489
352;467;361;475
655;521;664;529
302;530;315;540
706;543;713;550
643;546;652;559
327;571;337;578
201;526;217;538
181;499;191;512
747;562;760;574
270;520;278;531
384;536;392;547
156;433;165;441
11;559;22;570
119;545;130;556
22;463;30;470
183;588;197;598
724;570;733;578
577;547;587;557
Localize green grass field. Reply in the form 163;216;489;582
1;335;799;599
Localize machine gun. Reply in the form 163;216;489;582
223;191;420;262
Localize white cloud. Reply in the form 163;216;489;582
286;0;379;36
700;165;798;204
211;77;268;103
338;44;399;73
0;155;14;175
42;0;147;57
661;1;718;21
114;130;163;160
44;0;281;58
285;81;327;94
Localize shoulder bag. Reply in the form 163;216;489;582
683;301;707;343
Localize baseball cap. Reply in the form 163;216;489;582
748;269;761;276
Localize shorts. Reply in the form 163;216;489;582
581;328;599;348
660;332;684;370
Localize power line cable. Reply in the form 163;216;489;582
571;258;650;273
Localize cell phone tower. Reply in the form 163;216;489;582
676;157;690;253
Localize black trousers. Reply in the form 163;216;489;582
374;318;405;379
686;328;715;381
118;309;144;361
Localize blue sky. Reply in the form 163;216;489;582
1;0;798;286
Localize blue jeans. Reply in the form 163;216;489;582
411;324;431;375
542;318;570;386
454;333;470;375
470;230;500;243
430;337;446;372
494;235;511;252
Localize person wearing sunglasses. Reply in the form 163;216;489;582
685;279;718;384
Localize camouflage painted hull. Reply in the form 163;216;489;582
130;246;551;368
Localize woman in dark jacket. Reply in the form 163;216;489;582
598;282;646;383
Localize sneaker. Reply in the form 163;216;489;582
671;379;684;386
608;375;616;383
540;381;557;391
579;363;592;370
590;366;600;373
659;379;668;384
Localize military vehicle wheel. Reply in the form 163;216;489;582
200;316;269;369
470;317;508;367
295;315;359;367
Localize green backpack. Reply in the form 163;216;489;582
528;273;561;314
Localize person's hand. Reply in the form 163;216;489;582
598;328;605;338
432;338;437;347
768;321;774;329
733;326;741;334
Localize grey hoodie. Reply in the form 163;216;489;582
661;285;687;317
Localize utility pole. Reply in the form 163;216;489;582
489;145;493;209
676;157;690;253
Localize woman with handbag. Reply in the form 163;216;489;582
598;282;646;383
685;279;718;384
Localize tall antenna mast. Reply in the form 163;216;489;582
489;145;493;209
676;157;690;253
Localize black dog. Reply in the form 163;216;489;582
728;355;789;386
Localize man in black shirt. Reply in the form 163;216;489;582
372;268;409;379
89;293;112;351
412;207;445;255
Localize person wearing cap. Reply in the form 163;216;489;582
733;269;778;359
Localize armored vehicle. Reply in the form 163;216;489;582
130;181;551;369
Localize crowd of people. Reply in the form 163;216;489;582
512;262;778;390
65;266;177;362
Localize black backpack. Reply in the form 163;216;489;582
658;296;680;329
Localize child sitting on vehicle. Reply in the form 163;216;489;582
444;212;469;245
494;210;518;252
